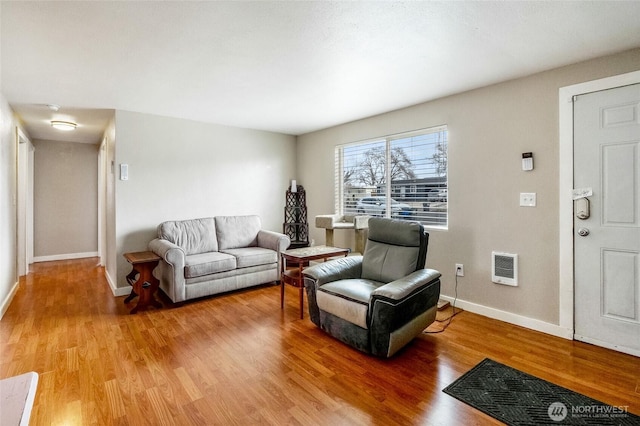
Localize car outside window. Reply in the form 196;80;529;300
335;126;448;228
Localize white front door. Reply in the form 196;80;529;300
573;83;640;356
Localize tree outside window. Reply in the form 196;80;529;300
336;126;448;228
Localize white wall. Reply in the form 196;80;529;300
103;118;117;289
32;139;99;260
0;93;18;318
112;110;296;290
297;48;640;330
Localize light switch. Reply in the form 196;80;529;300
520;192;536;207
120;163;129;181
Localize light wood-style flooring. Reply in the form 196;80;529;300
1;258;638;425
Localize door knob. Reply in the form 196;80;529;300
578;228;590;237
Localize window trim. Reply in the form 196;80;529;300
335;126;448;230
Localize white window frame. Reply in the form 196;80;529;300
335;125;448;229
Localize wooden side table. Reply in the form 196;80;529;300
281;245;349;319
123;251;162;314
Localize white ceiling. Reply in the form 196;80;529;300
2;1;640;143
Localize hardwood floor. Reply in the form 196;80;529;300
1;258;638;425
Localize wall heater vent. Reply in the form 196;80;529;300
492;252;518;286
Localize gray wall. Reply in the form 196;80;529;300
111;110;297;289
33;139;99;258
296;48;640;327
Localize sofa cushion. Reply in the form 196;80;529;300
215;215;261;250
184;252;236;278
317;279;384;329
221;247;277;269
185;263;275;285
158;218;218;255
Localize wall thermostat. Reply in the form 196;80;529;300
522;152;533;171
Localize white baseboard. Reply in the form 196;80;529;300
105;268;130;297
33;252;99;263
113;287;131;297
0;281;20;321
439;295;574;340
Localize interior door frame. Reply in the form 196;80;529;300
558;70;640;340
98;138;107;266
16;127;34;276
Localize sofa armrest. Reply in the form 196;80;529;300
369;270;441;357
257;230;290;253
148;238;187;302
302;255;363;287
371;269;441;301
257;230;290;280
149;238;185;264
302;255;363;327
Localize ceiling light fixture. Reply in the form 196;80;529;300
47;104;61;112
51;120;77;131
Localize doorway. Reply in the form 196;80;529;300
559;71;640;357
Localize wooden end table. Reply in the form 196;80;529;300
281;245;349;319
123;251;162;314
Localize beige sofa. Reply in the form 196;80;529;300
149;215;290;303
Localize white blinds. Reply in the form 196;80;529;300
335;126;448;228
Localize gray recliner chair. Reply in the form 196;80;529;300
303;217;441;357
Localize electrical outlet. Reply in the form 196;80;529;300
455;263;464;277
520;192;536;207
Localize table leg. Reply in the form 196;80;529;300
124;267;139;303
280;280;285;309
124;290;137;304
126;267;139;285
298;264;305;319
280;259;285;309
299;287;304;319
129;261;161;314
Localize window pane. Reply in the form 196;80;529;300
339;140;386;216
335;126;447;228
389;128;447;227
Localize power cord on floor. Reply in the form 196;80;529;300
423;272;461;334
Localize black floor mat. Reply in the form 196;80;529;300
442;358;640;425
